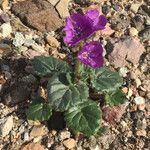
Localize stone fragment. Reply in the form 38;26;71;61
129;27;138;36
134;96;145;110
136;130;146;137
1;22;12;37
119;67;128;77
130;3;141;13
58;130;71;141
0;116;13;137
24;132;29;141
63;138;76;149
109;38;145;68
102;103;128;124
30;125;48;138
22;143;45;150
139;27;150;41
1;0;9;12
46;35;60;48
11;0;62;32
13;32;25;47
56;0;70;18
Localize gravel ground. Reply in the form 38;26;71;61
0;0;149;150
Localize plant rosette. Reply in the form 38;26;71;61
27;10;126;137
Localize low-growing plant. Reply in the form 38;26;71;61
27;10;126;136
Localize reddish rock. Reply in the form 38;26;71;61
109;38;145;68
11;0;62;32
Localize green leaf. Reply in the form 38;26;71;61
47;74;89;111
65;100;101;137
79;64;95;82
105;89;127;106
27;96;52;121
91;67;123;92
32;56;70;77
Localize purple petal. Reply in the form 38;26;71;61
85;9;99;21
95;15;107;30
78;41;104;68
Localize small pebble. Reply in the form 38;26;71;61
129;27;138;36
24;132;29;141
1;22;12;37
63;138;76;149
58;130;71;141
134;96;145;110
13;32;25;47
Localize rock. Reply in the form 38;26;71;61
119;67;128;77
131;15;144;32
58;130;71;141
13;32;25;47
130;3;141;13
24;132;29;141
102;103;128;124
135;78;141;88
46;35;60;48
122;87;128;94
63;138;76;149
109;38;145;68
139;27;150;41
22;143;45;150
0;13;10;23
136;130;146;137
1;22;12;37
31;43;45;53
0;116;13;137
11;0;62;32
56;0;70;18
129;27;138;36
53;145;65;150
0;43;12;57
134;96;145;110
30;125;48;138
48;0;59;6
1;0;9;12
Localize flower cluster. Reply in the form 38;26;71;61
64;9;107;68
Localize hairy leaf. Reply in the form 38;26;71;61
91;67;123;92
32;56;70;77
47;74;89;111
65;100;101;136
105;89;127;106
27;96;52;121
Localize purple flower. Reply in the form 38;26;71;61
78;41;104;68
64;10;107;46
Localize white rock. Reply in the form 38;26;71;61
119;67;128;77
135;78;141;88
13;32;25;47
134;96;145;110
24;132;29;141
1;22;12;38
58;130;71;141
0;116;13;137
129;27;138;36
56;0;70;18
130;3;141;13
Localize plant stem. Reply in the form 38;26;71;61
74;42;83;83
74;58;80;82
